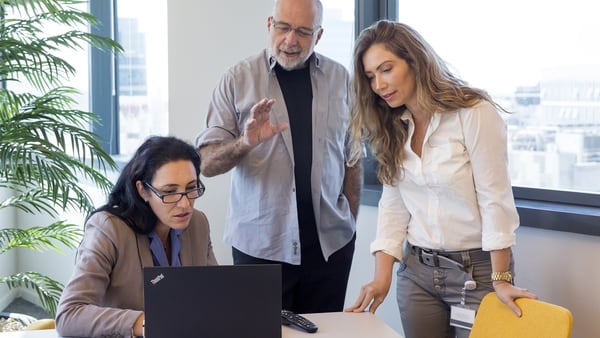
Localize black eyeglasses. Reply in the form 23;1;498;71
144;181;205;204
270;17;321;38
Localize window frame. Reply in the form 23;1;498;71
90;0;120;155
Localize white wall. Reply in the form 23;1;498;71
167;0;273;267
4;1;599;337
512;226;600;338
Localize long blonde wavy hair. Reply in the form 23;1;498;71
348;20;503;185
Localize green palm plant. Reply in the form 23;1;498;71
0;0;122;316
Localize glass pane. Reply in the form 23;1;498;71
396;0;600;193
117;0;169;156
315;0;355;71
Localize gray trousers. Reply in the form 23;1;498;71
396;245;514;338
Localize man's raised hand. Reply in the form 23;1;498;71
242;98;289;147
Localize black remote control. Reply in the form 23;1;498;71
281;310;318;333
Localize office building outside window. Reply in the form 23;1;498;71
397;0;600;194
116;0;168;156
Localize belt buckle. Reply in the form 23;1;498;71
418;248;465;270
419;250;439;267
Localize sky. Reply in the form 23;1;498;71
397;0;600;94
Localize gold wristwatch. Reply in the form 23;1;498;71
491;271;513;284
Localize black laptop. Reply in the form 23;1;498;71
143;264;282;338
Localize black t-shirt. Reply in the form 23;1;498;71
275;64;319;250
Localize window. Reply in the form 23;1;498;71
315;0;355;71
352;0;599;235
116;0;169;156
90;0;168;158
396;0;600;194
388;0;600;235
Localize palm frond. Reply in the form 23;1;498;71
0;186;94;217
0;221;82;254
1;0;122;92
0;87;117;203
0;271;65;316
1;0;88;21
0;38;77;90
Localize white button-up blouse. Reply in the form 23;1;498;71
370;101;519;261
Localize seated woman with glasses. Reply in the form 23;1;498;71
55;136;218;338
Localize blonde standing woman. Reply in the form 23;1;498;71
345;20;537;338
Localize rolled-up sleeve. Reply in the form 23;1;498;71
370;184;410;261
196;71;240;148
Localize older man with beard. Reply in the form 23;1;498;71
196;0;362;314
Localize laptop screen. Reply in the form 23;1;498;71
143;264;282;338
